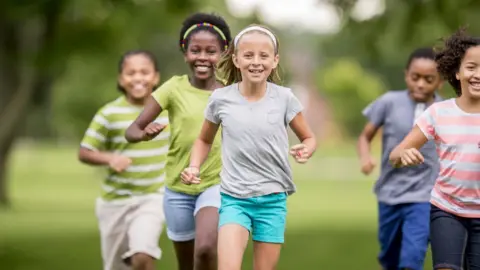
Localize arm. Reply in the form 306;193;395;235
78;148;114;166
125;96;163;142
389;125;429;167
189;120;220;168
289;112;316;157
357;122;380;164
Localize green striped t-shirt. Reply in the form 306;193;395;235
80;96;169;201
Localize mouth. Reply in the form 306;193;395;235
194;64;211;73
248;69;264;75
469;81;480;91
132;83;147;92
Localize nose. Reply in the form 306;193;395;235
474;68;480;79
416;79;426;90
197;51;208;61
252;55;261;65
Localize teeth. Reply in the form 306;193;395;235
133;84;145;90
249;70;262;73
196;66;209;72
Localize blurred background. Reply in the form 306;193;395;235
1;0;479;269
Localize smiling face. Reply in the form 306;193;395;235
456;45;480;99
118;54;159;103
232;31;279;85
404;58;443;102
184;30;222;81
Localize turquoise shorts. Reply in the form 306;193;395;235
219;192;287;244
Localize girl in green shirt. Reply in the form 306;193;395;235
125;13;231;270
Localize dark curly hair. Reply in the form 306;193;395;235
117;50;159;94
435;27;480;96
179;12;232;53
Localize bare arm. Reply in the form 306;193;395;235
357;122;380;162
389;125;428;167
125;96;163;142
189;120;220;168
78;147;113;166
289;112;316;156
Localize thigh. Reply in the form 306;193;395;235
218;193;252;232
251;193;287;244
430;204;467;270
95;199;130;270
218;224;250;270
253;242;282;270
194;184;221;216
465;218;480;270
163;188;196;242
377;202;403;269
399;203;431;270
124;196;165;261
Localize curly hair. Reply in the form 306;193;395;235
179;12;232;53
405;47;435;69
434;27;480;96
117;50;159;94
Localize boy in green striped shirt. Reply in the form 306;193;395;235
78;50;168;270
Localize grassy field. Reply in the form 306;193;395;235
0;143;432;269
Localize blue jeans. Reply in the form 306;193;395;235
378;202;430;270
163;185;220;242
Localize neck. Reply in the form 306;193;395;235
190;76;218;91
126;96;146;106
239;80;267;100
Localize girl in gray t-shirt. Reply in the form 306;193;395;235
181;24;317;270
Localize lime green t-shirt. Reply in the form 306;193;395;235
151;75;222;195
80;96;170;201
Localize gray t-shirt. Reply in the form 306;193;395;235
205;82;304;198
362;90;442;204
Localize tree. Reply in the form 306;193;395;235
0;0;195;206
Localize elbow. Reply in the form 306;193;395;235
124;126;137;143
78;148;89;164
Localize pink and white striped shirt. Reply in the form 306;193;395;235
416;98;480;218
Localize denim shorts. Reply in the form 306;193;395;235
219;192;287;244
163;185;220;242
430;204;480;270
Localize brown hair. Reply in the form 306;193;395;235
216;24;282;85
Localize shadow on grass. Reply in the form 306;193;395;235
0;227;433;270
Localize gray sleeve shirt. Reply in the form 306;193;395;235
205;82;303;198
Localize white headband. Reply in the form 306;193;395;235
233;26;277;48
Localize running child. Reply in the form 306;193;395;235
181;25;316;270
357;47;444;270
390;28;480;270
125;13;232;270
78;50;168;270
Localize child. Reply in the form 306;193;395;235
78;50;168;270
181;25;316;270
357;47;444;270
390;28;480;270
125;13;232;270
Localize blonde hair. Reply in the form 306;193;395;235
216;24;282;85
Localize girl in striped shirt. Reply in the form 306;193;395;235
390;28;480;270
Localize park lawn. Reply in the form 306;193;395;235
0;143;432;269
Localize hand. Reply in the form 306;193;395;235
108;155;132;173
397;148;424;167
142;123;167;141
289;144;310;164
360;156;376;175
180;166;201;185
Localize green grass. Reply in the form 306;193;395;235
0;143;432;269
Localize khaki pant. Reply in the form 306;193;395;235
95;194;165;270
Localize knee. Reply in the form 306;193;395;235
195;240;217;261
131;253;153;269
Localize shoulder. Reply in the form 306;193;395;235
210;83;237;100
154;75;187;93
268;83;297;100
429;98;455;112
96;97;126;118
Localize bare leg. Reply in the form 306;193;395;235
218;224;250;270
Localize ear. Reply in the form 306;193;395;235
404;69;409;81
456;71;460;80
232;54;240;68
117;74;123;88
272;54;280;69
153;72;160;88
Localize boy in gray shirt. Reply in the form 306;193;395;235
357;48;443;270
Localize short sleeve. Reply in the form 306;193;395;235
285;90;304;123
362;93;390;127
204;95;220;124
151;79;173;110
415;105;437;141
80;109;110;151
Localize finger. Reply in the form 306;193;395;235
406;152;422;164
290;144;306;151
296;158;308;164
411;150;424;163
